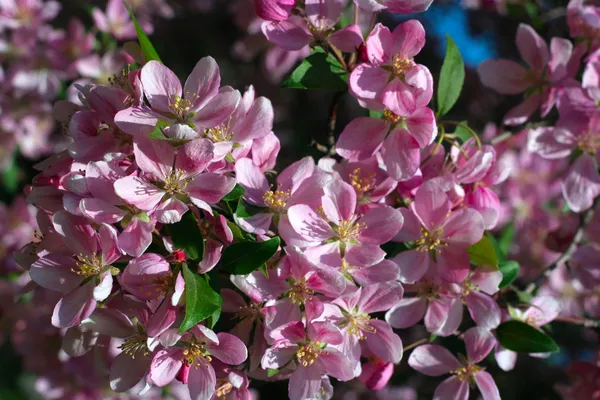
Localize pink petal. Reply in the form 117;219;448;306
366;23;392;65
261;20;310;51
407;344;460;376
186;173;237;205
365;319;403;363
82;308;134;338
442;208;485;245
527;127;575;159
30;254;83;293
328;24;363;53
287;204;335;243
119;217;154;257
412;182;451;230
141;61;182;113
346;243;386;267
81;198;127;224
52;281;97;328
208;333;248;365
474;370;501;400
359;206;404;244
235;97;274;143
428;298;463;337
114;176;165;211
235;158;269;206
358;282;404;313
516;23;549;70
464;326;496;364
322;179;356;224
436;247;471;283
433;376;470;400
176;139;214;176
381;78;416;116
562;153;600;212
348;64;389;101
386;297;427;329
261;342;298;370
381;127;421;181
184;56;221;112
149;348;183;387
523;296;561;326
194;88;241;128
385;0;433;13
504;93;542;126
288;364;322;400
188;358;216;400
477;59;529;95
336;117;389;161
407;106;437;148
110;351;151;392
52;211;97;255
466;291;501;329
316;348;355;381
391;20;425;58
154;197;189;224
358;360;394;390
393;249;430;284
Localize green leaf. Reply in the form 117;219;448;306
437;35;465;117
179;264;222;333
236;198;264;219
223;184;246;202
499;261;520;289
369;110;383;119
123;2;162;62
496;320;559;353
148;120;169;139
282;47;347;91
267;368;279;377
208;307;221;329
221;237;281;275
498;223;515;256
169;212;205;260
1;157;19;195
468;236;499;268
486;233;505;262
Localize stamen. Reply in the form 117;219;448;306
333;218;365;242
296;342;323;367
72;253;103;276
415;227;447;253
119;334;149;359
349;168;376;194
287;278;315;305
263;184;291;213
392;54;415;77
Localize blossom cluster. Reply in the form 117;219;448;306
0;0;599;400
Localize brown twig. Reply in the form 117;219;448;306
403;338;429;352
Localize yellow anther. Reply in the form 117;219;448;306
296;342;322;367
383;108;403;124
263;184;291;213
392;54;415;77
452;364;483;384
72;253;103;276
287;278;315;305
415;226;447;253
334;219;365;242
349;168;376;194
183;340;213;367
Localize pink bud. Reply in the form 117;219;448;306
176;362;191;384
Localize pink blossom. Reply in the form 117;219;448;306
261;320;354;400
408;327;501;400
92;0;147;40
391;182;485;283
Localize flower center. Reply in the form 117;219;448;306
72;253;104;277
182;340;212;367
415;227;447;253
162;169;188;195
288;278;315;304
577;132;600;154
383;108;404;124
416;280;441;300
392;54;415;77
204;121;234;143
461;278;478;297
236;303;262;322
296;342;323;367
333;218;364;242
119;334;149;359
346;314;376;340
263;185;291;213
453;364;483;383
169;94;194;121
349;168;376;195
